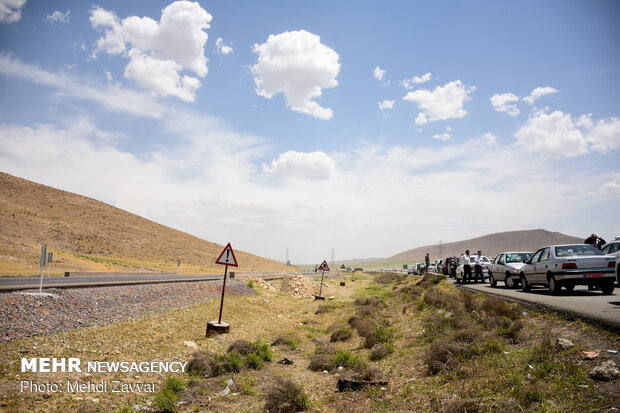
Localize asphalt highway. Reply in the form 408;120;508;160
452;278;620;332
0;273;222;291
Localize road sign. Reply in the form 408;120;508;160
318;260;329;271
216;243;238;267
48;252;53;263
40;245;47;267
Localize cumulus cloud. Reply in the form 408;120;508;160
597;174;620;196
214;37;233;55
89;1;212;101
483;132;497;144
374;66;386;81
262;151;336;181
0;0;26;23
403;80;475;126
378;100;394;111
401;72;432;89
433;126;452;141
250;30;340;120
514;110;620;157
490;92;520;116
523;86;558;105
45;10;71;25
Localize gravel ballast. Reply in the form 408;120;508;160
0;280;254;342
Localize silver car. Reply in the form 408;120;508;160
455;255;490;283
488;251;533;288
601;240;620;284
519;244;616;295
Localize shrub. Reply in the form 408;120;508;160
272;336;300;350
423;288;451;308
363;326;393;349
239;377;256;395
153;388;178;413
308;354;336;372
312;339;336;355
253;339;274;362
424;339;475;375
315;303;335;314
246;352;264;370
227;340;255;355
247;280;254;288
218;351;244;373
482;297;519;319
264;377;310;413
330;327;352;342
348;316;377;338
354;363;380;381
374;273;406;284
331;350;360;368
162;376;186;394
187;351;224;378
458;290;478;312
370;343;394;361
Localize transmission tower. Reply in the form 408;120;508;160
330;248;335;265
438;239;443;258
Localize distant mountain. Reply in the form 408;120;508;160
0;172;292;275
389;229;584;262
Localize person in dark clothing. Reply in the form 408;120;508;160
424;253;430;274
584;234;598;246
474;250;483;284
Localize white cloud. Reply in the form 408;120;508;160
433;126;452;141
523;86;558;104
45;10;71;25
514;110;620;157
597;174;620;196
401;72;432;89
0;0;26;23
250;30;340;120
403;80;475;126
378;100;394;111
483;132;497;144
490;92;520;116
89;1;212;101
374;66;386;81
214;37;233;55
262;151;337;181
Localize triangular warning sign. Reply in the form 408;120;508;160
216;243;238;267
318;260;329;271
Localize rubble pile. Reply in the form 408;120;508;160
284;274;319;299
246;277;276;291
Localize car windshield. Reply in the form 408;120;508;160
505;253;532;263
554;245;603;257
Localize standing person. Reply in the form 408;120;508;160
424;253;430;274
584;234;598;246
460;250;472;283
474;250;484;284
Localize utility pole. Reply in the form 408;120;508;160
438;239;443;258
330;248;335;265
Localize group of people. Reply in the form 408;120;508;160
460;249;484;284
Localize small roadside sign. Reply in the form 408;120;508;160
318;260;329;271
216;243;238;267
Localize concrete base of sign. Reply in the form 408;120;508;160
340;282;346;286
314;295;325;301
206;321;230;336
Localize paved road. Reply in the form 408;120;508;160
0;273;222;291
451;278;620;332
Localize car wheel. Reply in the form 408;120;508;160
548;275;560;295
505;273;515;289
521;274;530;292
488;273;497;287
564;283;575;293
601;280;615;295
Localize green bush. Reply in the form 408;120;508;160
153;388;178;413
246;352;264;370
331;350;360;368
329;327;352;342
162;376;186;394
253;339;273;362
264;377;310;412
216;351;244;373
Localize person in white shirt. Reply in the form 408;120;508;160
460;250;472;283
474;250;484;283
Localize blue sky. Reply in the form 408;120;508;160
0;0;619;264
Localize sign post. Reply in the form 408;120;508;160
315;260;329;300
177;259;181;275
47;252;53;277
206;243;238;336
39;244;47;293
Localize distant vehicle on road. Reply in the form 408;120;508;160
519;244;616;295
601;240;620;284
456;255;490;283
488;251;533;288
428;264;437;272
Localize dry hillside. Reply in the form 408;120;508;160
0;172;293;275
390;229;584;261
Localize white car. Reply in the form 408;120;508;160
455;255;490;283
601;240;620;284
519;244;616;294
428;264;437;272
488;251;533;288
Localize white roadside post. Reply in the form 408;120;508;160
206;243;238;336
39;244;47;293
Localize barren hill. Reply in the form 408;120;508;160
389;229;583;262
0;172;293;275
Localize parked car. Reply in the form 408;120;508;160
455;255;490;283
519;244;616;294
447;257;459;278
488;251;533;288
407;265;417;275
436;259;444;273
428;264;437;272
601;239;620;284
